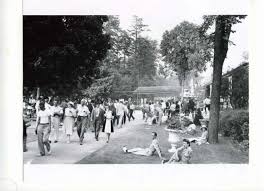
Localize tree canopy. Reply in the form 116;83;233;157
23;16;111;96
82;16;159;100
160;21;212;90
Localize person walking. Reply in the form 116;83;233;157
122;102;128;125
109;101;117;126
49;99;63;143
93;102;105;141
63;102;76;144
76;99;89;145
87;98;93;130
156;102;163;125
35;102;52;156
23;118;31;152
102;105;114;143
161;100;166;115
116;100;124;128
128;101;135;121
203;96;211;113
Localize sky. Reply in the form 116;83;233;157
119;14;248;84
23;0;249;84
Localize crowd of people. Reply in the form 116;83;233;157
140;96;210;127
23;95;136;156
23;93;211;163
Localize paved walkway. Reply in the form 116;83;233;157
24;110;249;164
23;111;144;164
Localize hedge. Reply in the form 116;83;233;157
219;109;249;142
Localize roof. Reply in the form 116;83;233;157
222;62;249;78
203;62;249;86
133;86;180;95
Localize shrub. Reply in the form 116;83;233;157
166;116;182;130
219;110;249;142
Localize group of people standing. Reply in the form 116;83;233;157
23;95;136;156
141;97;199;126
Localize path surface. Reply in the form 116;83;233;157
24;111;143;164
24;111;248;164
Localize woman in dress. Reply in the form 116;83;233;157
63;102;76;143
102;105;114;143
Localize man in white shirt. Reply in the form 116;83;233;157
115;100;124;128
35;102;52;156
49;100;63;143
161;100;166;114
204;96;211;113
76;99;89;145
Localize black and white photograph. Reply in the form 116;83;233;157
23;14;249;164
3;0;264;190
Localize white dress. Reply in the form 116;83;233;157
64;108;76;135
104;110;112;133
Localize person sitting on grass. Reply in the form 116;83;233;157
122;132;165;160
162;139;193;164
188;126;209;145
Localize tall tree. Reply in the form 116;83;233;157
200;15;246;143
23;16;111;96
160;21;212;100
128;15;150;88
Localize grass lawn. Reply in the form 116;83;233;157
77;122;248;164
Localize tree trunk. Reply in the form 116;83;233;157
208;16;232;143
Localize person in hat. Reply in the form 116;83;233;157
63;101;76;143
35;102;52;156
188;126;209;145
76;99;89;145
162;139;193;164
102;105;114;143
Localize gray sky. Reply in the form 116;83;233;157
119;14;248;83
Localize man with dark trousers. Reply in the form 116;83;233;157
92;102;105;141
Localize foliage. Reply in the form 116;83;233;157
23;16;111;95
160;21;212;87
94;16;158;99
230;64;249;109
200;15;246;143
220;77;230;101
81;75;114;101
166;116;182;130
219;110;249;142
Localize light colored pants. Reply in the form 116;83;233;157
37;124;51;155
118;115;123;128
128;148;152;156
77;116;88;142
49;116;60;141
